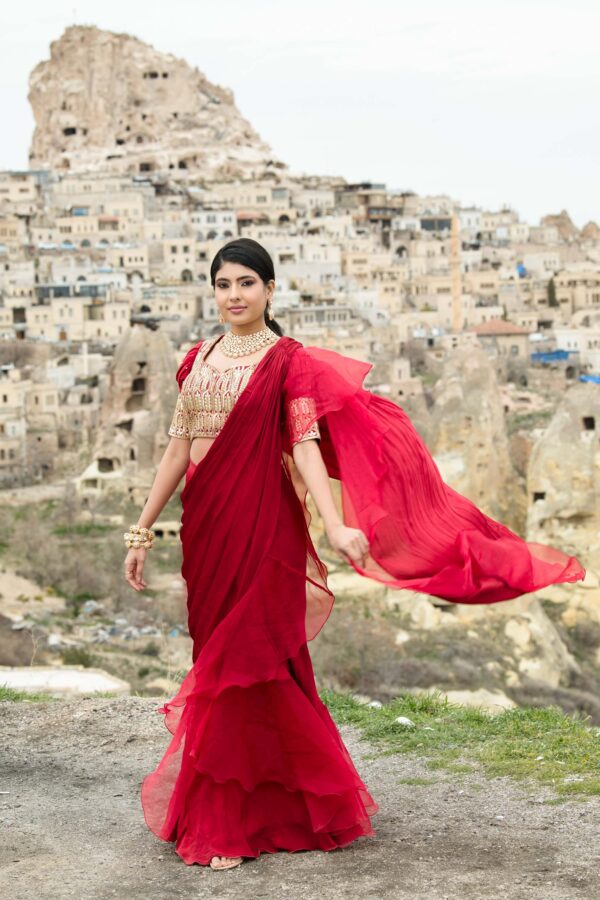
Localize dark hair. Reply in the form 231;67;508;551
210;237;284;336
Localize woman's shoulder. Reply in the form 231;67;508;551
175;339;206;388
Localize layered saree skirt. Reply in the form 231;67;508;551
140;386;378;865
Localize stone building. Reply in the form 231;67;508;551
469;318;533;358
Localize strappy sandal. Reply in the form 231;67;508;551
209;855;244;870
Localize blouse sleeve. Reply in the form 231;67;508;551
167;341;203;439
286;395;321;448
168;394;190;439
282;345;322;452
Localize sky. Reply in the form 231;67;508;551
1;0;599;228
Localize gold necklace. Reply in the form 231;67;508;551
220;327;279;358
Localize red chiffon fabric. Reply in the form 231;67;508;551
140;335;585;865
141;337;377;865
281;342;585;629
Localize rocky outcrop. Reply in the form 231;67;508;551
526;381;599;574
75;325;178;499
428;346;520;527
581;221;600;242
28;25;285;179
540;209;580;241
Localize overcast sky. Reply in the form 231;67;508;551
1;1;598;227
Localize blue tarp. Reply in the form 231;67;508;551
531;350;571;362
579;374;600;384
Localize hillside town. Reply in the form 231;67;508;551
1;24;599;507
2;165;600;488
1;24;599;725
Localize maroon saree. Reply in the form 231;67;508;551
140;335;585;865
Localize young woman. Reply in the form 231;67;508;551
127;237;585;870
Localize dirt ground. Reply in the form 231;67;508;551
1;696;598;900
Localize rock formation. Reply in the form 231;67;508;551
526;381;599;569
28;25;286;180
75;325;178;502
581;220;600;241
428;346;519;527
540;209;580;241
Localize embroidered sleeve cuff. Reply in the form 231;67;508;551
287;395;321;447
168;397;191;439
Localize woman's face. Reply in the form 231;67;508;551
214;261;274;331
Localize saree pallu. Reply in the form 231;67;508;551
141;336;585;864
280;341;585;615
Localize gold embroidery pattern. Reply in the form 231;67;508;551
287;395;321;446
168;336;258;439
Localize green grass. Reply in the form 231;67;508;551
0;685;58;703
51;524;113;536
322;688;600;798
0;685;123;702
506;409;554;435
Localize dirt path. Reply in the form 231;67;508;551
1;696;597;900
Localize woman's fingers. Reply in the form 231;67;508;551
342;530;369;566
124;551;147;591
135;557;146;587
125;564;141;591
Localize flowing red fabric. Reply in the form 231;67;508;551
140;336;585;865
141;336;377;865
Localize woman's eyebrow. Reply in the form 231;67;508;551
217;276;254;281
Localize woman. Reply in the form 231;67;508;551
127;237;585;871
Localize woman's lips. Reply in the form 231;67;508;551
229;307;246;312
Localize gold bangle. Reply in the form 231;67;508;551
124;523;155;550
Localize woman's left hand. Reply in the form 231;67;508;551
326;523;369;567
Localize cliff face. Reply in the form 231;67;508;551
28;25;286;179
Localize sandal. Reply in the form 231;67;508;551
209;855;244;870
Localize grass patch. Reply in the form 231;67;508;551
0;685;57;703
322;688;600;798
61;647;98;667
51;524;112;537
506;409;553;435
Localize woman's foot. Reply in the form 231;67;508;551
209;855;244;870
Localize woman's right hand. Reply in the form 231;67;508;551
124;547;148;592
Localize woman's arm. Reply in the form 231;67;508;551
291;439;369;566
136;437;191;528
124;436;190;592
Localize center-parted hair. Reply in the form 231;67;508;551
210;237;284;336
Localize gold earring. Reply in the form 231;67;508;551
267;299;274;320
218;312;224;324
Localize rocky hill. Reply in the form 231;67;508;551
28;25;286;180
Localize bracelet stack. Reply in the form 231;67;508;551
124;524;155;550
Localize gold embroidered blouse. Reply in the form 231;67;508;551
168;335;321;447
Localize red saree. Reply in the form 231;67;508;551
140;335;585;865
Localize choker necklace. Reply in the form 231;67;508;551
220;327;279;358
